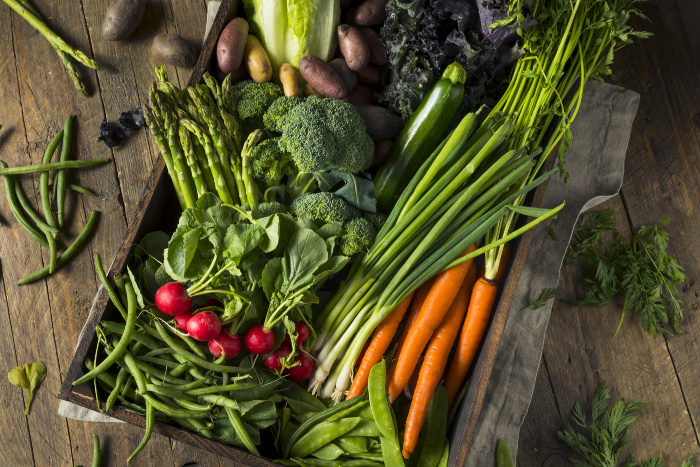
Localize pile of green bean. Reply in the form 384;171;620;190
276;360;448;467
77;253;270;463
0;117;107;285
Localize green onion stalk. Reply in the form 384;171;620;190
309;112;564;401
480;0;651;280
310;0;649;401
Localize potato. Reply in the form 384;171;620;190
346;83;375;105
299;55;347;99
328;58;358;93
358;27;388;66
102;0;145;41
280;63;302;97
151;34;196;67
352;104;403;141
217;18;249;74
372;139;393;168
338;24;370;71
243;35;272;83
302;82;323;97
355;0;388;26
355;63;382;85
345;8;359;28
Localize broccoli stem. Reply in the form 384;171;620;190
144;107;186;209
179;126;207;197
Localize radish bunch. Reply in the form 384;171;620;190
257;321;313;382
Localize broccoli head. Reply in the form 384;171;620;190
291;192;360;224
341;217;377;256
275;96;374;174
263;96;304;132
231;80;283;125
248;137;294;183
363;212;388;231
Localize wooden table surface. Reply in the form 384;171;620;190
0;0;697;466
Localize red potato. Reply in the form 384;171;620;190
372;139;393;168
356;63;382;85
346;83;376;105
328;58;358;93
338;25;371;71
217;17;249;74
355;0;389;26
352;104;404;141
299;55;347;99
358;27;388;65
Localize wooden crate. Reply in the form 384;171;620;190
57;1;550;464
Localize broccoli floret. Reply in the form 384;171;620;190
263;96;304;132
363;212;388;231
248;137;294;183
231;80;283;126
341;217;377;256
291;192;360;224
275;96;374;174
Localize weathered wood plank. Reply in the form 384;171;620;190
612;0;700;449
542;196;698;463
517;359;568;467
171;440;228;467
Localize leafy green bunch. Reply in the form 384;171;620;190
565;210;685;338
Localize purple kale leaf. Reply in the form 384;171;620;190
98;121;126;149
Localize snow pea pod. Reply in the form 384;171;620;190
340;459;383;466
311;442;344;460
367;360;397;443
437;440;449;467
345;419;381;438
336;435;369;454
381;435;405;467
416;385;448;467
73;280;136;386
290;417;362;459
496;439;514;467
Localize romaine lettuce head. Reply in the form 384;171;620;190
242;0;340;77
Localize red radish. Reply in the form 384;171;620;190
282;322;311;347
187;311;222;341
174;311;195;332
155;282;192;316
208;329;241;359
244;325;275;354
285;353;314;382
263;346;291;372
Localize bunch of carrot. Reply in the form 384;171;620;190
346;242;511;458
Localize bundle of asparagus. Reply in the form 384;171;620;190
3;0;100;96
144;67;259;210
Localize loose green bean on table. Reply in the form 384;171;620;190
0;159;109;176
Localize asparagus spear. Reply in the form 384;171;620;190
143;106;186;209
179;126;207;197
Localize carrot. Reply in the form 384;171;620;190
478;242;511;284
386;277;434;386
402;263;476;458
444;248;506;407
346;292;414;399
387;244;477;402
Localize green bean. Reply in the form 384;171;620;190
290;417;362;459
113;274;129;308
39;130;63;273
13;183;59;234
67;183;97;196
94;253;128;320
150;376;204;391
121;350;148;394
142;348;176;358
101;322;160;351
184;382;257;396
148;322;248;373
367;360;397;443
325;400;370;423
73;279;136;385
56;115;72;228
226;407;260;456
416;385;448;467
141;393;210;419
17;210;98;285
145;384;200;404
284;395;366;457
0;168;49;247
127;400;154;464
0;159;110;176
105;367;128;412
131;358;187;385
181;418;214;439
91;434;101;467
136;355;188;370
496;439;514;467
160;322;207;359
199;394;240;410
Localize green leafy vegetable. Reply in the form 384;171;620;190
8;361;47;415
565;210;685;338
